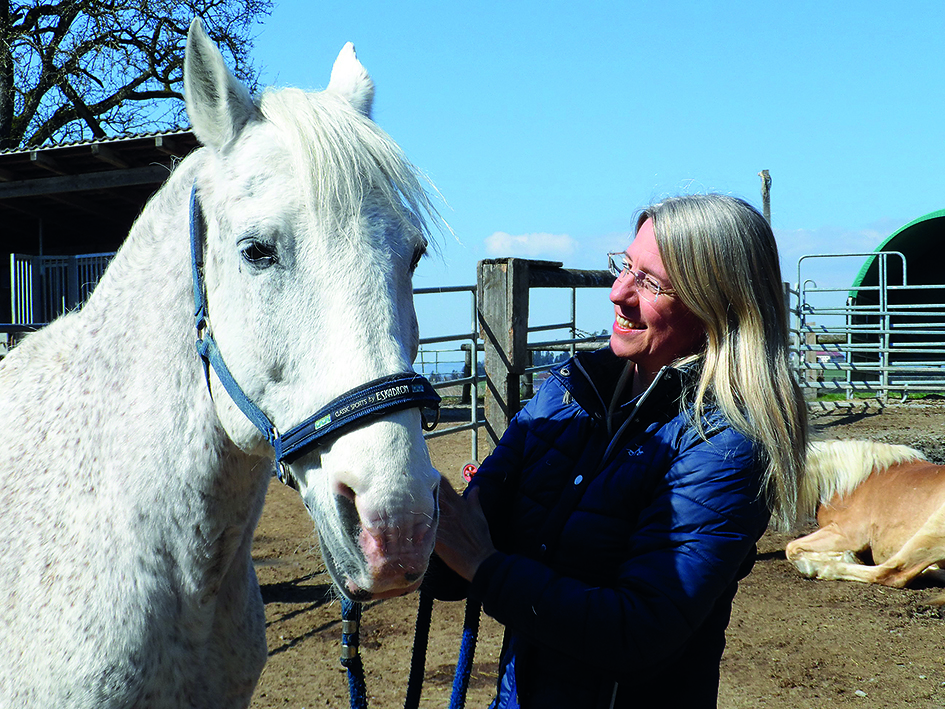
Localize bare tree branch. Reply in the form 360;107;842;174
1;0;271;148
57;77;106;137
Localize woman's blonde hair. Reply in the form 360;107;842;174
640;194;807;531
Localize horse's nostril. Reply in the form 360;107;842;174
335;492;360;540
335;482;356;502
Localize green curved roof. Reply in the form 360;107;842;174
849;208;945;298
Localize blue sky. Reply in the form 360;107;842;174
252;1;944;342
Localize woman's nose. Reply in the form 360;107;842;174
610;275;640;305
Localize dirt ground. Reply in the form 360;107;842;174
249;400;945;708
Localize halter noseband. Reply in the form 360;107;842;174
189;186;440;486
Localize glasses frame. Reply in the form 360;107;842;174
606;252;676;302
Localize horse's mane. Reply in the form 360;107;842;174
797;439;927;521
259;87;441;243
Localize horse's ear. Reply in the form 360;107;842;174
184;18;261;151
327;43;375;118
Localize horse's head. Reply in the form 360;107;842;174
183;20;439;600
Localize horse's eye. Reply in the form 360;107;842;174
240;240;278;268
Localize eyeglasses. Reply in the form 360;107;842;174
607;252;676;302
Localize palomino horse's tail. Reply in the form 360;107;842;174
798;440;927;522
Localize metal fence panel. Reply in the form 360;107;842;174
10;252;115;325
10;254;37;325
792;252;945;401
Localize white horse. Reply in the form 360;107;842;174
0;20;440;708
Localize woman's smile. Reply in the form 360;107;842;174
614;313;645;331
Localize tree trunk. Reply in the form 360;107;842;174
0;0;12;149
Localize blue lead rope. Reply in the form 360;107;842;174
404;592;434;709
341;599;369;709
345;593;481;709
449;598;481;709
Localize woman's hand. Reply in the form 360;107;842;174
434;476;497;582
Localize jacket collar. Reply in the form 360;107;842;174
551;347;687;425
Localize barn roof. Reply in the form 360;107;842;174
849;208;945;298
0;130;198;255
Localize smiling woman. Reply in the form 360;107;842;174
426;192;808;709
608;217;704;391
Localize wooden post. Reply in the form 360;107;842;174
476;259;612;449
477;258;530;447
460;344;472;405
759;170;771;225
522;350;534;400
782;281;792;328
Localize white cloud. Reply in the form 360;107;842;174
484;231;577;259
775;219;904;289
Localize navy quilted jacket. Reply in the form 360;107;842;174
428;348;770;708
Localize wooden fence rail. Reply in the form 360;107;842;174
477;258;611;447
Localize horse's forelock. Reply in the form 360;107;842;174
257;87;438;244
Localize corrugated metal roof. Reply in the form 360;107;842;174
0;128;195;157
849;208;945;298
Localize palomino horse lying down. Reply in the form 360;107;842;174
786;439;945;589
0;19;441;708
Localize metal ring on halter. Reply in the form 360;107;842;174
275;461;298;491
271;427;300;491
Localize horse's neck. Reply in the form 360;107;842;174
91;161;273;606
11;157;266;527
83;167;209;435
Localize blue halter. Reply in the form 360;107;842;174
189;186;440;484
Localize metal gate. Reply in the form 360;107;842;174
792;252;945;401
10;252;115;325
